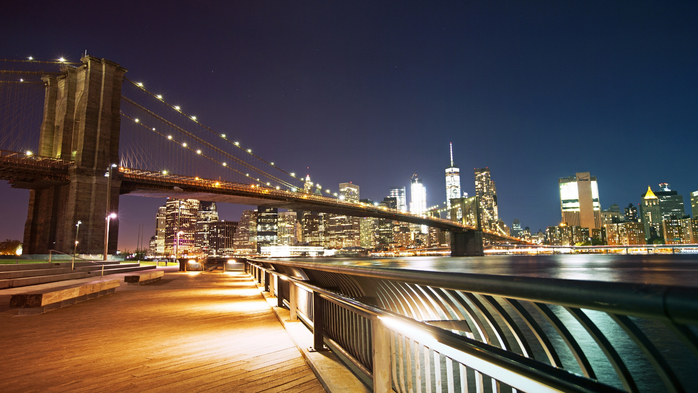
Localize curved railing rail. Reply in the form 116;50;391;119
247;258;698;393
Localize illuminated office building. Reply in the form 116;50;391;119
256;206;278;252
640;186;662;240
655;183;687;221
390;186;407;212
692;190;698;218
195;201;219;255
662;217;694;244
558;172;601;230
445;143;461;211
164;198;200;256
410;174;426;215
277;211;301;246
606;222;645;245
475;168;499;231
155;206;166;255
410;174;427;234
209;220;238;255
233;210;257;255
339;182;360;202
624;203;638;222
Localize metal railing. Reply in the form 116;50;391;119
246;259;698;393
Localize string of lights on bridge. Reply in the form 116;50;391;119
121;77;346;197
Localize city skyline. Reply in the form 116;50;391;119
1;1;697;251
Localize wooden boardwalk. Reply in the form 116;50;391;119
0;269;326;392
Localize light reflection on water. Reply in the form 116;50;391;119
294;254;698;287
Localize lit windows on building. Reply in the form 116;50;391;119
339;182;360;203
475;168;499;231
410;174;426;215
640;186;662;241
256;206;278;252
558;172;601;229
445;143;461;212
390;186;407;212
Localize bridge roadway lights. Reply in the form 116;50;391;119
450;230;484;256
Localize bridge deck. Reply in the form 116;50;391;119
0;268;325;392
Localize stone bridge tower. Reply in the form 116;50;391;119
23;56;126;256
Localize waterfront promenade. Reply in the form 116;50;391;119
0;268;325;392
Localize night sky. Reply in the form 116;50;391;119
2;1;697;251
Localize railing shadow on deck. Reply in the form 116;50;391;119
245;258;698;393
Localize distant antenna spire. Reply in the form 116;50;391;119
449;142;454;167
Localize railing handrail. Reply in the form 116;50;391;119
249;258;698;325
249;260;625;393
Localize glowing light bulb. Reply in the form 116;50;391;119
28;56;33;60
182;143;187;147
137;82;143;87
290;172;295;177
270;162;274;165
152;128;156;131
162;170;168;175
247;149;252;153
196;150;201;154
26;151;33;156
234;141;240;146
174;106;181;111
157;95;162;100
59;57;66;62
222;162;227;166
134;118;139;123
221;134;226;138
167;135;172;140
191;116;197;121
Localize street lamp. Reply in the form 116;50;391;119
72;220;81;270
104;213;116;261
103;164;117;261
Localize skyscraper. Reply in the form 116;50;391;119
339;182;360;202
445;143;461;210
165;198;200;256
624;203;638;222
410;173;426;215
692;190;698;218
655;183;686;220
155;206;166;255
256;206;278;252
389;186;407;212
195;201;219;255
475;168;499;231
558;172;601;230
640;186;662;240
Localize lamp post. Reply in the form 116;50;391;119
72;220;81;270
103;164;117;261
104;213;116;261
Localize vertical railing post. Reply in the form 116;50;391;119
264;271;270;292
372;317;392;393
311;291;327;351
289;282;298;321
276;276;284;308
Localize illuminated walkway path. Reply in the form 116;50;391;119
0;268;325;392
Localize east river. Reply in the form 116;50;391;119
289;253;698;287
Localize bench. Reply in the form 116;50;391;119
9;279;121;315
124;270;164;285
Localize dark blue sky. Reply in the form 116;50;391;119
2;1;697;250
